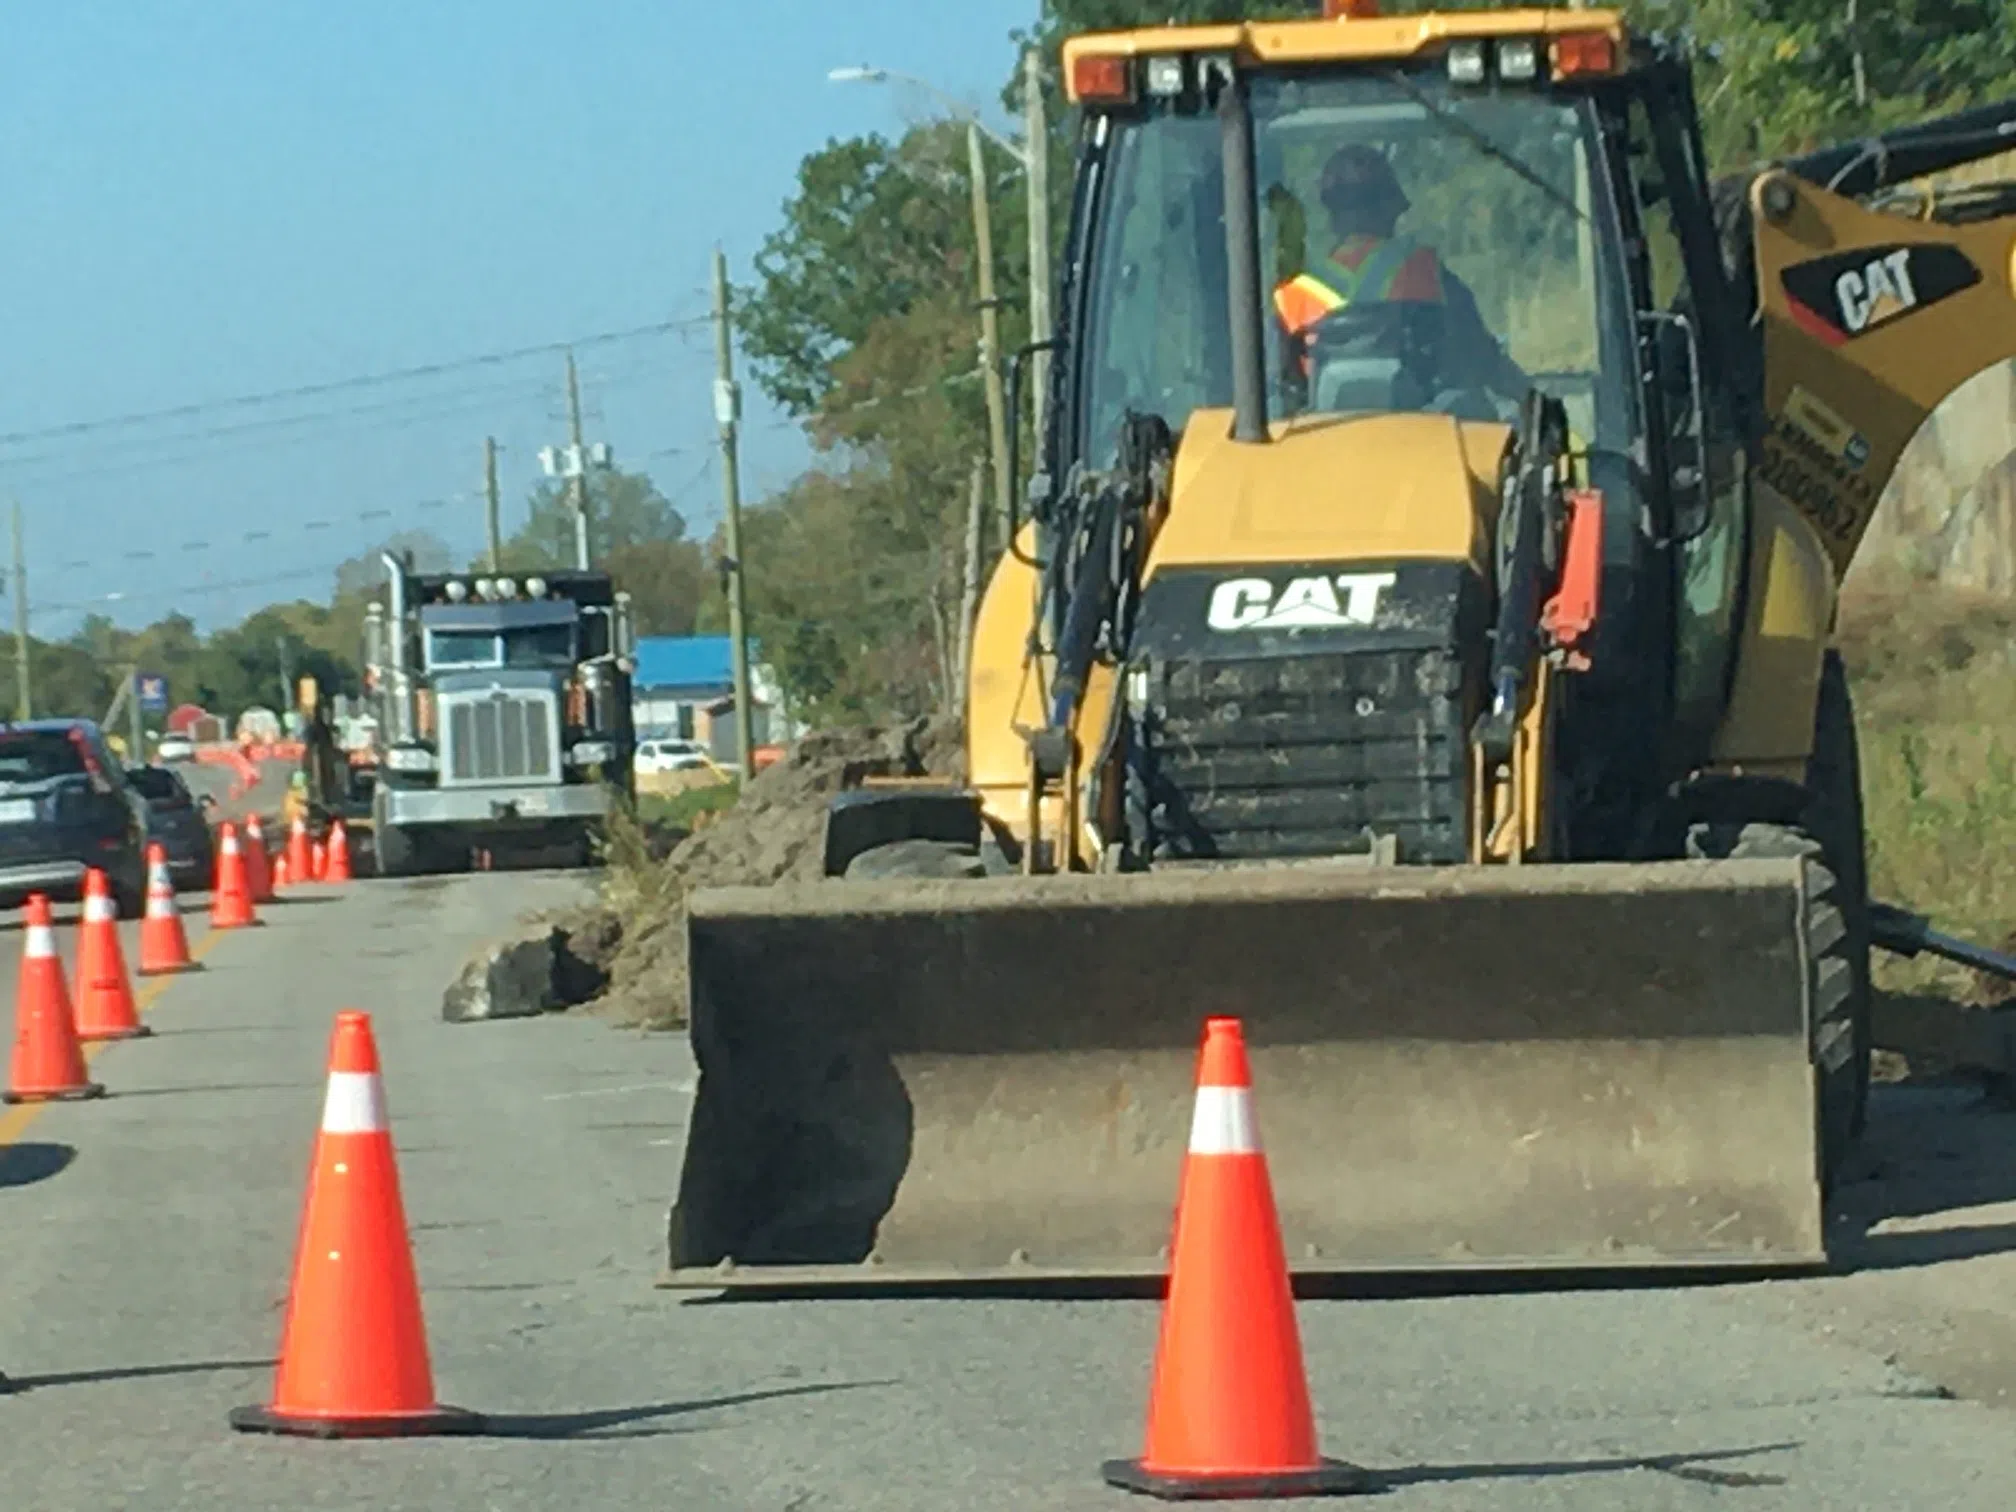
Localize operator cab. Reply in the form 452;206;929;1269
1052;14;1759;855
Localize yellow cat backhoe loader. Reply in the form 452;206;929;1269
664;4;2016;1289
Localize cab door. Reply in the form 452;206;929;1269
1611;64;1757;768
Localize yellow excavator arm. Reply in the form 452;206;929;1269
1748;113;2016;576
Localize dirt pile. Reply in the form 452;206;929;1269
574;715;958;1028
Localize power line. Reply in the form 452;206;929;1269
0;311;711;451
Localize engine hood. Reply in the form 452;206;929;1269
1148;407;1510;578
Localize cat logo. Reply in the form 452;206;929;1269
1834;249;1918;335
1206;571;1397;631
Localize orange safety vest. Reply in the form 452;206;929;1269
1272;234;1446;343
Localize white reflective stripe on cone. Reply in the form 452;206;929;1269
82;893;115;924
1188;1084;1260;1156
24;923;56;958
321;1070;388;1134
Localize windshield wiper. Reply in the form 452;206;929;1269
1382;72;1589;224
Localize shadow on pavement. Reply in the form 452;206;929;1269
2;1357;274;1392
1374;1441;1797;1491
0;1142;75;1188
1829;1080;2016;1271
478;1379;894;1440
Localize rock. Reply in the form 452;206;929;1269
442;932;559;1023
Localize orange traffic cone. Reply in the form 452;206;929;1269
273;850;292;889
210;823;258;928
1103;1018;1370;1500
286;816;313;885
4;894;105;1104
324;820;353;883
231;1011;483;1438
138;844;196;975
244;814;275;904
310;837;327;882
74;869;150;1041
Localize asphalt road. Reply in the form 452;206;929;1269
4;869;2016;1509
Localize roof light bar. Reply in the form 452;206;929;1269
1070;52;1135;105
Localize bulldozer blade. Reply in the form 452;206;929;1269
664;858;1825;1290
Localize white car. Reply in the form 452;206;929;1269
155;734;195;762
634;738;714;775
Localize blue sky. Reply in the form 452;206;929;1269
0;0;1039;639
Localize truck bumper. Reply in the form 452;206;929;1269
380;783;611;829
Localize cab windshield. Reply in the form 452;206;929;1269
1077;69;1636;465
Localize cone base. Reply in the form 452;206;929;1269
209;917;263;930
1102;1458;1377;1501
229;1401;487;1439
78;1023;152;1042
3;1081;106;1105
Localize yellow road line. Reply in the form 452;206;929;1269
0;925;230;1150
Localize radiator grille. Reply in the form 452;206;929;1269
445;694;556;783
1132;647;1470;865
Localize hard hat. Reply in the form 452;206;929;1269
1320;143;1409;221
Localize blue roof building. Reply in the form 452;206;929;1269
633;634;759;698
630;635;798;758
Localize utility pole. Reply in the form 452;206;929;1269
967;120;1013;551
11;503;30;722
565;352;590;571
712;247;756;778
1023;46;1053;444
127;664;145;759
483;435;503;571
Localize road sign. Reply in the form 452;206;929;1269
136;673;169;715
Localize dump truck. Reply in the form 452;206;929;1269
361;558;636;876
665;4;2016;1289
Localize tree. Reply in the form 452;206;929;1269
333;530;453;599
498;467;690;570
737;129;1015;419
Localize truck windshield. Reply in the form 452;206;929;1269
502;625;577;667
426;624;577;670
1077;69;1635;463
427;630;502;669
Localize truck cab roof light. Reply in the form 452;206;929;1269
1070;53;1135;105
443;580;469;602
1497;37;1540;81
1142;54;1186;98
1553;31;1619;79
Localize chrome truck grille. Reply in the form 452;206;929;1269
441;691;559;784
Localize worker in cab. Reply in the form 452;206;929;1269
1272;144;1529;407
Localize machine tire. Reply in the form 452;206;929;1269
1686;819;1863;1196
1804;650;1874;1136
843;839;987;881
375;821;422;879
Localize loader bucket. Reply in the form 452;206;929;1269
664;858;1826;1289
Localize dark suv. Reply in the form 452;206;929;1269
0;720;148;917
126;762;216;888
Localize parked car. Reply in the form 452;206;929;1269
155;733;196;762
0;720;149;917
634;738;715;775
126;762;215;889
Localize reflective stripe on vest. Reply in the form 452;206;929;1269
1272;235;1444;333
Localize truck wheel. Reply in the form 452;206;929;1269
375;822;421;879
843;839;987;881
1686;819;1863;1197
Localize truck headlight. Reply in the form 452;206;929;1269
386;745;437;773
567;740;616;766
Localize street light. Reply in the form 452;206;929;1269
829;57;1054;546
